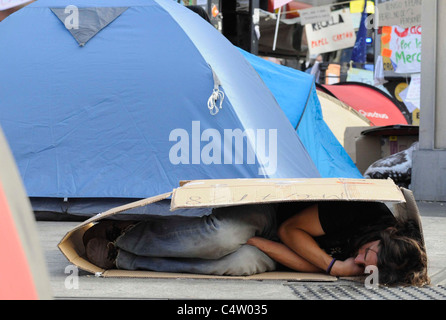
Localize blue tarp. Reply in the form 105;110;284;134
239;50;363;179
0;0;321;203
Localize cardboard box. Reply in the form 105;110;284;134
344;125;419;174
58;178;406;281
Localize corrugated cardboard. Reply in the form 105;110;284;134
58;178;405;281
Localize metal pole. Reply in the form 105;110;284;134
250;0;259;54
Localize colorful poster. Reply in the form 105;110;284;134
381;25;421;74
305;9;356;56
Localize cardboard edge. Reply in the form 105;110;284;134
57;192;173;274
101;270;337;282
393;187;426;249
57;223;104;275
58;191;173;241
171;178;406;211
179;180;191;187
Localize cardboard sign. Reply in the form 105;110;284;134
171;178;405;210
305;9;356;56
377;0;421;28
298;5;331;25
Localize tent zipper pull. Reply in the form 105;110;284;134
207;66;224;116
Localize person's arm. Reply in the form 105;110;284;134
247;237;322;273
278;204;363;276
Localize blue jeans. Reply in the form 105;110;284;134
114;204;278;276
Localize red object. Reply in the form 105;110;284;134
0;182;38;300
394;27;409;38
317;83;409;127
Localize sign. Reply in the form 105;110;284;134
325;64;340;85
305;9;356;56
298;6;331;25
171;178;405;210
400;73;420;112
350;1;375;14
382;25;421;74
377;0;421;28
273;0;292;10
0;0;30;11
347;67;374;86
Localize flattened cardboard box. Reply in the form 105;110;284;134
58;178;405;281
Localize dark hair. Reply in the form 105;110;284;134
376;220;430;286
352;219;430;287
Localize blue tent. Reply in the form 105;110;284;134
0;0;321;214
239;50;363;179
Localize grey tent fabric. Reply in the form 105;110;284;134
51;7;128;46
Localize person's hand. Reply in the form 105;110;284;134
246;237;267;249
331;257;364;276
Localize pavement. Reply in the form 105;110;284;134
36;200;446;300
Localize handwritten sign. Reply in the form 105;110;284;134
381;25;421;73
170;178;405;210
377;0;421;28
400;73;421;112
305;9;356;56
0;0;30;11
298;5;331;25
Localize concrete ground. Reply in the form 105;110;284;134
36;201;446;300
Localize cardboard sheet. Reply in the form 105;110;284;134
58;178;406;281
171;178;405;210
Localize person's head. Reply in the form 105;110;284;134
375;225;429;286
354;240;380;266
353;220;430;287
